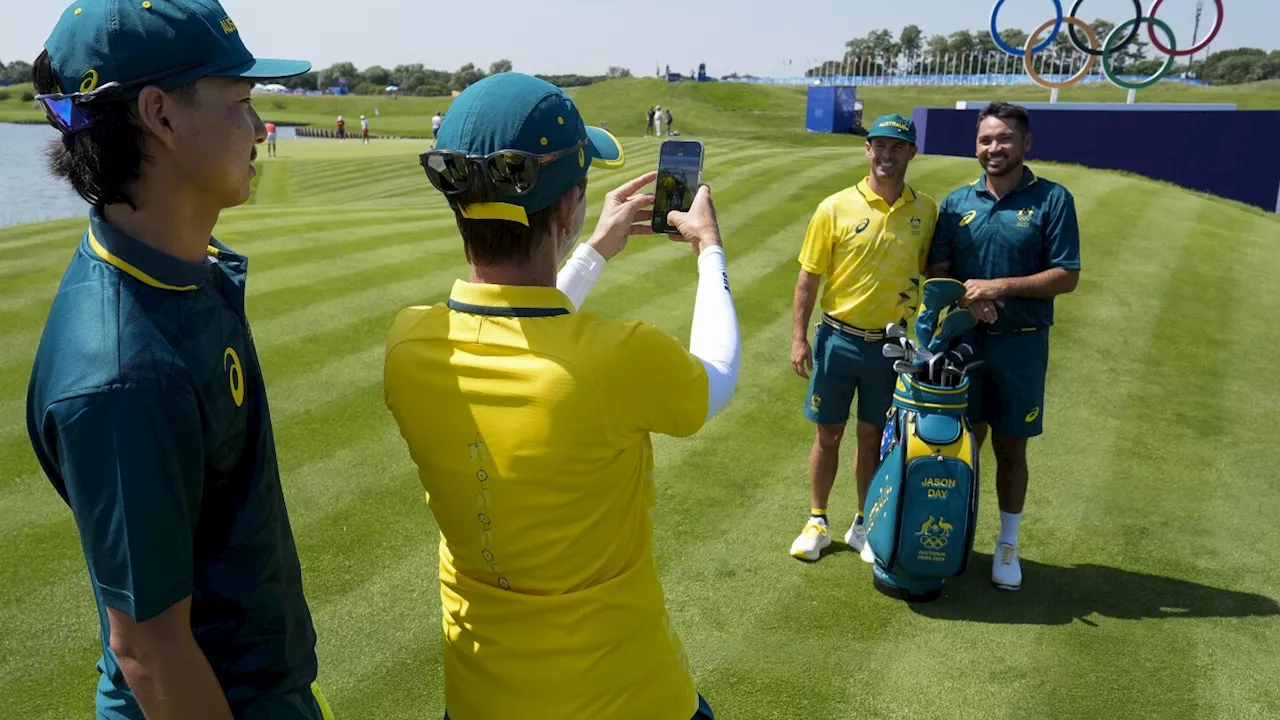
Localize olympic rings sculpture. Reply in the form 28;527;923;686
989;0;1224;90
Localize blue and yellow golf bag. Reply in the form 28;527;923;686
863;278;980;602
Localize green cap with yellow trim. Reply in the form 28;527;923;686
866;113;918;145
435;72;625;223
43;0;310;99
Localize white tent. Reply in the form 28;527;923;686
252;83;290;94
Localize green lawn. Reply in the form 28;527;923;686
2;130;1280;719
4;77;1280;143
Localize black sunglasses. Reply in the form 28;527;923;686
34;62;205;135
419;138;589;197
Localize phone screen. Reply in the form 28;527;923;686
652;140;704;234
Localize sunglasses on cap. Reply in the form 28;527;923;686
34;62;204;135
419;138;588;197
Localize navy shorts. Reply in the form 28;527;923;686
803;320;897;428
965;328;1050;438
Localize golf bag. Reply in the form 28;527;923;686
863;278;980;602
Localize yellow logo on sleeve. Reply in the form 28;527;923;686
959;210;977;227
1025;406;1040;423
224;347;245;408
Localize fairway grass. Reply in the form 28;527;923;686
4;77;1280;143
2;135;1280;719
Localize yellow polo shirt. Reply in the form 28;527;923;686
383;280;710;720
798;178;938;329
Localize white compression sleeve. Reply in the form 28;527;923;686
687;245;740;422
556;243;607;310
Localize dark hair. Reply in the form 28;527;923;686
446;175;587;266
32;50;197;209
978;101;1030;137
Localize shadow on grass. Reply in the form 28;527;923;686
908;552;1280;626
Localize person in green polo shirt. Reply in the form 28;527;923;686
26;2;331;718
789;114;938;562
926;101;1081;592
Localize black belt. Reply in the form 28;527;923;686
821;314;886;342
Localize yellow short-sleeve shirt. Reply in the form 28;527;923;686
798;178;938;329
384;279;709;720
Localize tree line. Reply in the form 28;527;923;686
0;57;634;97
270;60;632;97
807;23;1279;85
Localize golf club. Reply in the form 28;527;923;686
928;354;944;385
942;366;964;386
883;344;906;359
885;323;908;340
893;360;917;376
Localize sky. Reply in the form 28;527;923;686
1;0;1273;78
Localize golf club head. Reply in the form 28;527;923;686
962;360;985;375
956;343;973;357
883;344;906;359
928;354;943;384
885;323;908;340
893;360;917;376
914;347;935;363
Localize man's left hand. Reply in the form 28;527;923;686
963;278;1007;303
587;171;657;261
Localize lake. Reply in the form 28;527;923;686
0;123;304;229
0;123;88;228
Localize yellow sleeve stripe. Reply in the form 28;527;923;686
88;230;197;292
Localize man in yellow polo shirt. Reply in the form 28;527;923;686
384;73;739;719
789;114;938;562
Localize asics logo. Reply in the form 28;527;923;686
855;218;871;234
80;69;99;93
960;210;977;227
1025;406;1040;422
224;347;245;408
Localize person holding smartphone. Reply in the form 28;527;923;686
385;72;740;719
788;114;939;563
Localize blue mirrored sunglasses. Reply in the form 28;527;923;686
34;62;204;135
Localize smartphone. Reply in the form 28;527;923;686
652;140;705;235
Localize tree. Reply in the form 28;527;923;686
285;71;320;91
606;66;633;78
489;59;513;75
927;34;950;62
947;30;976;55
451;63;487;91
866;28;899;72
899;25;924;70
317;62;361;90
363;65;392;87
4;60;32;85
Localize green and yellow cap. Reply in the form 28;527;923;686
435;72;625;223
43;0;310;99
866;113;917;145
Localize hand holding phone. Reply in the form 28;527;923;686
652;140;705;235
666;184;722;256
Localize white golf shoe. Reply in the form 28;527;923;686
789;518;832;561
992;542;1022;591
844;521;875;564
